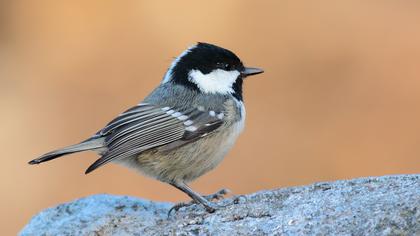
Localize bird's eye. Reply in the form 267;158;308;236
217;62;231;70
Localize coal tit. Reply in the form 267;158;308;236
29;42;264;213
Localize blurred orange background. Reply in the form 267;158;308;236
2;1;420;234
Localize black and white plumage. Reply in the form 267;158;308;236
29;42;263;213
86;102;224;174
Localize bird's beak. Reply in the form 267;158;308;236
241;67;264;78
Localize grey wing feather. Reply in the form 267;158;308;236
85;103;223;174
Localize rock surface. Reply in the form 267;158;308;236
21;175;419;235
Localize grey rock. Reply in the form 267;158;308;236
21;175;420;235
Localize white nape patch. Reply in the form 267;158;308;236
209;110;216;116
162;44;197;84
188;69;240;94
185;126;198;132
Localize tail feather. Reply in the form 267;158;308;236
29;138;105;165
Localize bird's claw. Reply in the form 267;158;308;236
168;202;193;217
167;188;230;217
202;188;230;201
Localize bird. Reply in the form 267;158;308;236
29;42;264;213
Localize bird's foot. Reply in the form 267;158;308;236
168;200;219;217
167;188;230;217
168;202;194;217
202;188;230;201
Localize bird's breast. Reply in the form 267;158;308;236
123;98;246;183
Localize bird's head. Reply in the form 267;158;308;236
162;42;263;101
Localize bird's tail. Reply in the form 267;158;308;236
29;138;105;165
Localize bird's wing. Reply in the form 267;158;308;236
85;103;223;173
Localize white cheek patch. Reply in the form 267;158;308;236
188;69;240;94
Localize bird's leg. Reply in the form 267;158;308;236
168;182;221;216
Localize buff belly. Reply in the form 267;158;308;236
117;118;243;183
